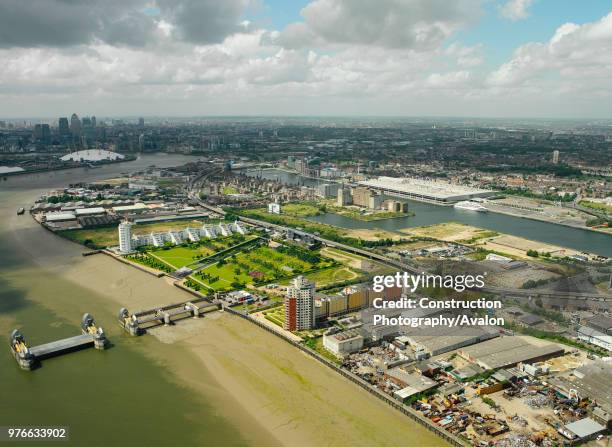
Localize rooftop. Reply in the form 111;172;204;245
60;149;125;162
459;336;564;369
565;417;606;439
358;176;493;201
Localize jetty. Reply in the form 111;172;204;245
119;297;219;335
10;313;108;371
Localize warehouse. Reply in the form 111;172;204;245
562;418;606;441
323;329;364;357
577;325;612;352
458;336;564;370
387;369;438;403
402;324;499;357
358;176;494;204
548;361;612;423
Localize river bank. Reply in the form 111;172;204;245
248;169;612;257
483;202;611;236
0;156;446;447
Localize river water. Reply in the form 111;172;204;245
0;155;450;447
0;154;252;447
247;169;612;257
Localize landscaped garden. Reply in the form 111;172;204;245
187;242;337;292
151;234;257;269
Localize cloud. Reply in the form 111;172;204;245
488;12;612;86
426;70;471;88
277;0;482;50
0;0;251;48
445;43;483;67
156;0;250;44
499;0;535;21
1;2;612;118
0;0;157;48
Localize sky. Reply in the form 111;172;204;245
1;0;611;119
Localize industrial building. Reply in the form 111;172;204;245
562;418;606;441
358;176;494;204
337;186;352;206
549;360;612;427
382;199;409;213
386;368;438;402
586;315;612;335
317;183;340;199
458;337;564;370
402;325;499;357
323;329;364;357
352;186;382;209
577;325;612;352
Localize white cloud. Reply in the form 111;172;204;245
488;12;612;86
499;0;535;22
1;2;612;118
277;0;482;50
426;70;471;88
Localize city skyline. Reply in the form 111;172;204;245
1;0;612;118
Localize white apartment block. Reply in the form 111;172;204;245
120;221;249;250
118;222;133;253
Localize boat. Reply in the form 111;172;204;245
453;201;488;212
17;207;25;215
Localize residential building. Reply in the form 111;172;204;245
118;222;133;253
268;202;281;214
284;275;315;331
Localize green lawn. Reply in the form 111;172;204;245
264;306;285;327
189;244;334;292
152;246;215;269
580;200;612;213
278;265;359;288
281;202;322;217
222;186;239;195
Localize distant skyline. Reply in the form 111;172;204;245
1;0;612;118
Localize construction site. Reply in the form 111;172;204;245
342;332;610;447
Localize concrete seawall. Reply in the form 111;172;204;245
224;306;469;447
101;250;166;278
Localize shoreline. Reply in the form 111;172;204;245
483;204;611;236
3;185;447;447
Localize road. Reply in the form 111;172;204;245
187;176;611;304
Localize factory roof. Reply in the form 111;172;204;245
387;368;437;394
519;314;543;326
45;211;76;222
459;336;564;370
587;315;612;333
402;324;499;355
112;202;148;212
74;207;106;216
327;329;363;342
550;361;612;414
564;418;606;439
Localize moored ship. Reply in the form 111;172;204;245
453;201;488;212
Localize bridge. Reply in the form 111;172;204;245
10;313;108;371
